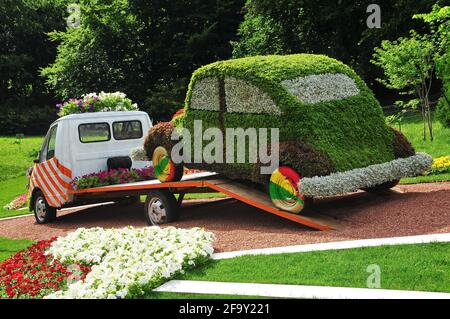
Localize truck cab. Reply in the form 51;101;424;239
29;111;152;223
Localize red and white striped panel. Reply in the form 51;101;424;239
29;158;72;208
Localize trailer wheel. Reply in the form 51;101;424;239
144;190;179;225
33;191;57;224
152;146;184;183
269;166;307;214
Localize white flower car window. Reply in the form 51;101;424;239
281;73;360;104
190;77;220;111
225;77;281;115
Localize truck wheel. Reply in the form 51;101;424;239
269;166;307;214
144;190;179;225
33;191;57;224
152;146;184;183
363;179;400;193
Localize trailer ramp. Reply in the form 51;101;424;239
70;172;340;231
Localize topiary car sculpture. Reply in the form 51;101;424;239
144;54;432;214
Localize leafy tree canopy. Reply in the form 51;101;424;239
42;0;245;121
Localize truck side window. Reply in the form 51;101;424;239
46;125;58;160
112;121;143;140
79;123;111;143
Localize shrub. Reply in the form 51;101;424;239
436;92;450;128
429;155;450;175
0;100;57;135
278;141;335;177
390;127;416;158
144;122;178;159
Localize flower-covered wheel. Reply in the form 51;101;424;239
152;146;183;183
269;166;306;214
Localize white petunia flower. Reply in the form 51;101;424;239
45;226;214;299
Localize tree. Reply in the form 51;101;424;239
232;0;439;85
42;0;245;122
372;32;437;140
416;5;450;128
0;0;66;133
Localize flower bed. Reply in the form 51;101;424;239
71;167;154;190
3;194;28;210
0;239;90;299
57;92;138;117
1;227;214;299
47;227;214;299
428;156;450;175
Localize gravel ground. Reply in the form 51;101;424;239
0;183;449;252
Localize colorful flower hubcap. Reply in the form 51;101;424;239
269;166;305;214
152;146;176;182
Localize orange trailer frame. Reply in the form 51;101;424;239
70;172;339;231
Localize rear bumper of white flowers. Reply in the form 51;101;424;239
298;153;433;197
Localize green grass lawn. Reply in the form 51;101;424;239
164;243;450;296
0;136;43;182
0;136;43;218
0;237;34;262
395;112;449;184
0;176;31;218
397;112;449;159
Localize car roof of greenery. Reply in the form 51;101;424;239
191;53;356;82
185;54;372;113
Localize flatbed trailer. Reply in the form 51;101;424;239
70;172;340;231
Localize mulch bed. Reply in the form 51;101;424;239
0;183;449;252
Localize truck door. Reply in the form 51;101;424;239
30;124;70;208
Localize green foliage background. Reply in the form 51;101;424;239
1;0;448;134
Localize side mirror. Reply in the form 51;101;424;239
34;151;41;164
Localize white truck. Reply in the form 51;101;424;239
29;111;152;224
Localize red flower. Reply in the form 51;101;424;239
0;238;91;299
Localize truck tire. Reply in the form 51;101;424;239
144;190;179;225
33;191;57;224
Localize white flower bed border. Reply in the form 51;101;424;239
45;227;214;299
298;153;433;197
281;73;360;104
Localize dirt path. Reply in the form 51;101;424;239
0;183;449;252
